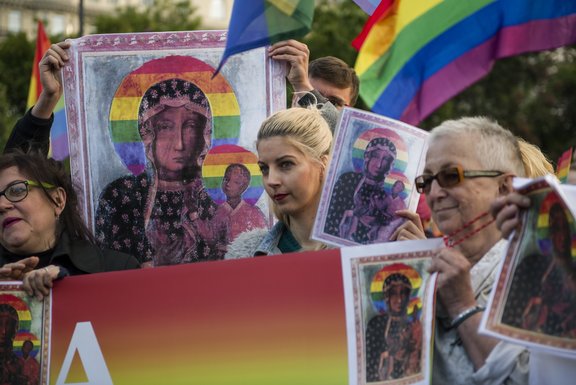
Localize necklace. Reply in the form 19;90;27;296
443;211;495;248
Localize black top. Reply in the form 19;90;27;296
4;108;52;155
0;232;140;275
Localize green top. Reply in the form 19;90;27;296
278;227;302;253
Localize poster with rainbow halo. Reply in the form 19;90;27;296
313;107;428;247
63;31;284;266
0;283;50;385
340;238;442;385
481;175;576;358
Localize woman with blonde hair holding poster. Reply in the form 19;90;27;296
225;107;332;258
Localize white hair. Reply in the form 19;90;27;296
429;116;525;176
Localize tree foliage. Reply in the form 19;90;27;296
421;48;576;161
0;84;18;147
0;33;34;114
94;0;201;34
304;0;368;65
0;33;34;146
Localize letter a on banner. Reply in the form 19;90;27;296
56;322;113;385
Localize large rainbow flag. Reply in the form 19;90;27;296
354;0;576;125
26;21;69;161
215;0;314;73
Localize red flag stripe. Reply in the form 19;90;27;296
352;0;395;50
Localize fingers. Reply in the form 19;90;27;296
390;210;427;241
268;39;309;57
0;262;28;280
22;265;58;301
395;210;424;230
390;210;426;237
427;248;470;282
0;266;16;280
20;256;40;272
41;41;71;69
490;193;530;218
268;39;312;91
391;221;426;241
427;248;476;312
491;193;530;239
496;204;521;239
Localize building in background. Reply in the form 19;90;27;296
0;0;232;40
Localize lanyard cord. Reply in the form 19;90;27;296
442;211;495;248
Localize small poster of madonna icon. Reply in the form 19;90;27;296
481;175;576;358
0;283;50;385
313;108;428;247
340;238;443;385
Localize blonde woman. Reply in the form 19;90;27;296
225;107;332;258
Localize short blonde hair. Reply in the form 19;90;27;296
517;138;554;178
257;107;332;160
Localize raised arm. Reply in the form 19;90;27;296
4;41;71;154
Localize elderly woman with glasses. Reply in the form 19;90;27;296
0;151;139;300
412;117;529;384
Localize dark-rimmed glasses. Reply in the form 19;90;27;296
415;166;504;194
0;180;56;203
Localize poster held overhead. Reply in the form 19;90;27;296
63;30;285;266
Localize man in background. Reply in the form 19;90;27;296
268;40;359;130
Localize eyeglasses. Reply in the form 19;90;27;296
0;180;56;203
415;166;504;194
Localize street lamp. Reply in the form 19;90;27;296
79;0;84;36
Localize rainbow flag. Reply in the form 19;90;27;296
26;21;69;161
556;147;574;184
215;0;314;74
354;0;576;125
27;21;51;109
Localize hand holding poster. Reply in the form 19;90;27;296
63;31;285;266
481;175;576;357
0;283;49;385
341;238;443;384
313;107;428;247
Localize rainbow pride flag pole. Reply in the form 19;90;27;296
556;147;574;184
26;21;69;161
354;0;576;125
26;21;51;109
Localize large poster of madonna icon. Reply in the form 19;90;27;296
340;238;442;385
480;175;576;358
0;283;49;385
312;108;428;247
63;31;285;266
